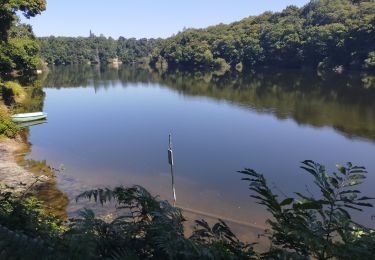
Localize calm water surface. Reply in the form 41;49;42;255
26;66;375;228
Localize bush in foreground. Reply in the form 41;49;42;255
0;161;374;259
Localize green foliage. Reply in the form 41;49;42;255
0;107;18;138
35;0;375;72
240;160;375;259
1;160;374;259
0;187;66;259
364;51;375;70
7;36;41;71
0;0;46;41
0;189;65;238
235;62;243;72
0;224;57;260
3;81;23;97
38;36;161;65
190;219;256;259
0;22;43;73
0;184;256;259
72;185;256;259
151;0;375;71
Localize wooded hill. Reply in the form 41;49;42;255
38;35;160;65
38;0;375;72
150;0;375;71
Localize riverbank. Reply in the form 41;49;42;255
1;82;48;192
0;137;48;192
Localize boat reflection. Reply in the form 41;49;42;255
17;119;48;128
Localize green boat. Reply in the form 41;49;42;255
11;112;48;123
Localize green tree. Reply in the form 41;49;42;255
0;0;46;40
0;1;46;74
150;0;375;71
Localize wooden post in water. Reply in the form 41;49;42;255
168;134;176;206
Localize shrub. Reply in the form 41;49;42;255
72;185;256;259
0;187;65;259
364;52;375;70
235;62;243;72
0;160;374;259
0;107;18;138
214;58;230;71
1;81;25;105
0;185;256;259
4;81;24;97
240;160;375;259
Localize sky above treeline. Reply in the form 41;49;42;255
24;0;310;39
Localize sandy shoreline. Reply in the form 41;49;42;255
0;138;47;192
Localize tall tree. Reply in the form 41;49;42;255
0;0;46;74
0;0;46;40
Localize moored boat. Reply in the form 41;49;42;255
11;112;48;123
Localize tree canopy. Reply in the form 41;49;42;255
0;0;46;40
36;0;375;72
38;35;161;65
150;0;375;71
0;0;46;74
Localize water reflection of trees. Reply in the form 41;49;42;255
12;79;69;219
43;65;156;89
16;130;69;219
43;65;375;142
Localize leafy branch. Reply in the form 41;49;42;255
240;160;374;259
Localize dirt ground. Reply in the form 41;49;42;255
0;138;47;192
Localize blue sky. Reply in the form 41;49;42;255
23;0;310;39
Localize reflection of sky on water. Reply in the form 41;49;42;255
27;67;375;229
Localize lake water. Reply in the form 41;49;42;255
25;65;375;230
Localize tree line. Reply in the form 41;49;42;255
38;35;161;65
150;0;375;71
36;0;375;72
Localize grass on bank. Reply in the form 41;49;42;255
1;81;26;103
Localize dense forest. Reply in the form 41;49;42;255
38;35;160;65
151;0;375;71
37;0;375;72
